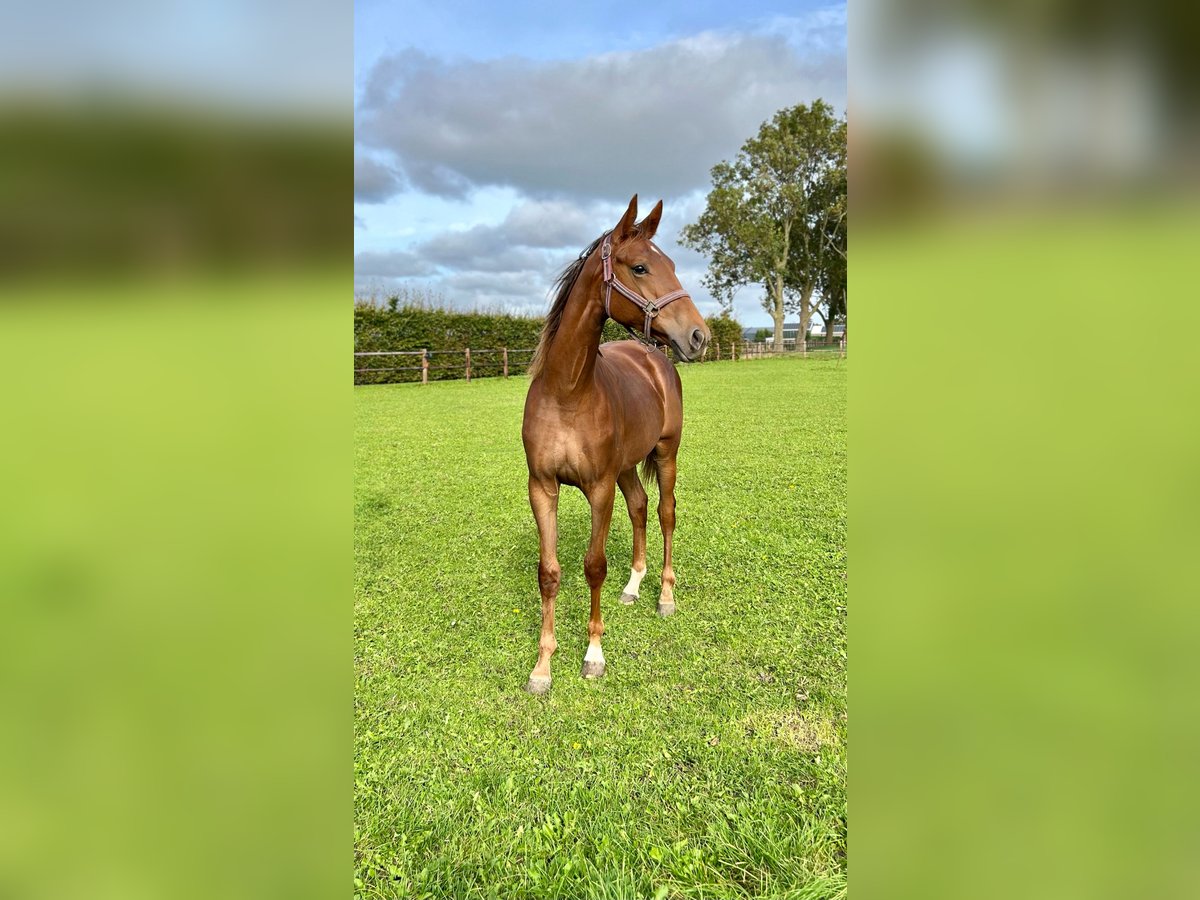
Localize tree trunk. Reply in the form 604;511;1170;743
771;275;786;353
825;310;834;344
811;308;827;344
774;222;791;355
798;283;815;348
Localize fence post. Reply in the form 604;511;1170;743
465;348;471;383
715;341;720;361
503;347;509;378
421;349;428;384
840;337;845;359
732;340;737;362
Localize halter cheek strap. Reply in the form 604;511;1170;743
598;231;690;347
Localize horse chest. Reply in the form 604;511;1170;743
528;405;614;484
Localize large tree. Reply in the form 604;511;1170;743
681;101;846;351
808;148;848;343
792;117;847;344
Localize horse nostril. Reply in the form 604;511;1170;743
689;327;705;350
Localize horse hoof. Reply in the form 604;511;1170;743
657;601;676;617
619;592;638;605
581;660;606;679
526;675;552;695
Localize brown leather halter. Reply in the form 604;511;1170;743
598;231;690;347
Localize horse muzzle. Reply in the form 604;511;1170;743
669;326;709;362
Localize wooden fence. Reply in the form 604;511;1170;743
354;338;845;385
736;338;848;360
354;347;535;384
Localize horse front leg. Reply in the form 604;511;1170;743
581;479;616;678
655;454;678;617
527;476;560;694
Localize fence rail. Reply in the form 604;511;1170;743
353;339;845;385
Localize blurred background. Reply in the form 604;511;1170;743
1;1;346;282
853;2;1200;899
854;0;1197;213
0;3;346;899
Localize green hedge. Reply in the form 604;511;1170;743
354;303;743;384
705;313;744;358
354;304;540;384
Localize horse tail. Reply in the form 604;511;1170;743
639;450;658;488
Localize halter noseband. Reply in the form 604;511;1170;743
598;231;690;348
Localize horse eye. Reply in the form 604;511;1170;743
631;264;648;275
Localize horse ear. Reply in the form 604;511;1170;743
615;194;639;240
637;199;663;240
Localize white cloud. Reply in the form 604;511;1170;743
356;27;844;200
355;192;779;323
353;249;438;277
355;155;405;203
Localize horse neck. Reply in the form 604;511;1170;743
542;267;606;399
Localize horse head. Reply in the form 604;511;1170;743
603;195;710;361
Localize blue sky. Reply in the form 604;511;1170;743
354;1;846;326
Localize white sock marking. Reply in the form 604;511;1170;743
584;643;605;665
622;566;647;597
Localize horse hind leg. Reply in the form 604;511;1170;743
616;467;648;605
654;449;678;617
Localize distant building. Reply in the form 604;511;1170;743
742;318;846;347
808;316;846;339
745;322;802;348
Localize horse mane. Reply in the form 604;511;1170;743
528;232;606;379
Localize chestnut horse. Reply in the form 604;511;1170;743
521;195;710;694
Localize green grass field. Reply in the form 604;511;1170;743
354;356;847;900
